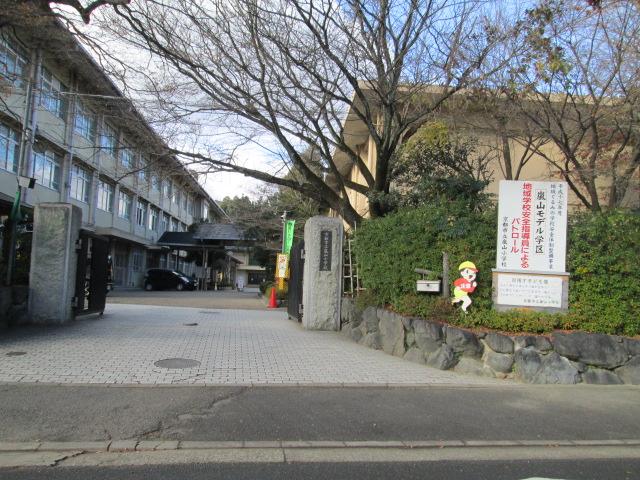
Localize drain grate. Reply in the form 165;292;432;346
5;351;26;357
154;358;201;369
183;323;198;326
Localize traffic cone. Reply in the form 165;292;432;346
268;286;278;308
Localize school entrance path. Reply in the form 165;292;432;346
0;304;502;386
106;289;265;310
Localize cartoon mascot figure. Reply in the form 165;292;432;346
452;261;478;313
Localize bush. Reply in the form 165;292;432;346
354;204;640;336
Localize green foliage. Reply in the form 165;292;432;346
354;200;496;308
565;210;640;336
386;122;491;211
355;204;640;336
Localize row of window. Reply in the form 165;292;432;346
1;122;199;216
2;36;193;205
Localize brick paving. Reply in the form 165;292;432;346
0;304;502;385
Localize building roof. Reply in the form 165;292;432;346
156;231;197;247
194;223;247;241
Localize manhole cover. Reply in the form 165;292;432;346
183;323;198;326
154;358;201;369
5;351;26;357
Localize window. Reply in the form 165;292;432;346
173;188;180;205
0;123;20;173
187;196;194;216
161;214;169;233
136;199;147;227
182;192;188;211
151;174;160;192
149;207;158;231
32;149;61;190
163;179;172;199
0;35;27;88
120;146;134;170
40;66;66;119
74;100;96;141
97;180;114;212
170;218;178;232
69;164;91;203
118;190;132;219
100;124;117;157
138;158;147;183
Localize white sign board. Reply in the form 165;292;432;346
496;274;563;308
276;253;289;279
496;180;568;273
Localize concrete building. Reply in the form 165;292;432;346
332;84;640;220
0;22;226;288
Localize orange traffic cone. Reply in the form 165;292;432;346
268;286;278;309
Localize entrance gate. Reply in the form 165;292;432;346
73;229;109;317
287;240;305;322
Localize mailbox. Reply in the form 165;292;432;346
414;268;441;293
416;279;441;293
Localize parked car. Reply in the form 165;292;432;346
144;269;196;291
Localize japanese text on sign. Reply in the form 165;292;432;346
319;230;332;271
496;181;567;273
496;274;563;308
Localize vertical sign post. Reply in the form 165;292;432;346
493;180;570;312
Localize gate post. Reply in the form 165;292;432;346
302;216;343;331
28;203;82;324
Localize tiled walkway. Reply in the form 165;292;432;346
0;304;502;385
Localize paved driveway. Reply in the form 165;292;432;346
107;289;265;310
0;304;502;386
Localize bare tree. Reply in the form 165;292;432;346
511;0;640;210
78;0;522;226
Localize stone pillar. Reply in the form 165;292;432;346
302;216;343;331
28;203;82;324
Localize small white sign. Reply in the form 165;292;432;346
276;253;289;279
496;274;563;308
496;180;568;273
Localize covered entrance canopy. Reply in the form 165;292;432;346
157;223;252;290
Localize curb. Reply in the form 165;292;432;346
1;439;639;453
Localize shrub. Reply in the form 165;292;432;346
354;204;640;336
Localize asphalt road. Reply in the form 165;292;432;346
1;384;639;442
2;459;640;480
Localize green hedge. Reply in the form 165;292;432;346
354;204;640;336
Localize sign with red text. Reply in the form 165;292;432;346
496;180;568;273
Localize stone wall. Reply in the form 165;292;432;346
0;286;29;329
341;298;640;385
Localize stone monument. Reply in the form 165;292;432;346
28;203;82;324
302;216;343;330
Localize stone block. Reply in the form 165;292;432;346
359;332;381;350
349;325;363;343
616;357;640;385
532;352;581;384
513;335;553;352
484;350;514;374
361;306;379;333
444;326;483;358
379;310;405;357
484;333;514;354
624;339;640;357
455;358;494;378
426;344;457;370
513;347;543;383
301;216;343;331
405;331;416;348
552;332;628;369
400;315;413;331
413;319;443;354
28;203;81;324
582;368;623;385
403;347;426;365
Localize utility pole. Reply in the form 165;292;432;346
281;210;288;253
5;49;40;286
